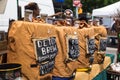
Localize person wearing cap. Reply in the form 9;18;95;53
24;2;41;22
64;9;74;26
93;19;100;26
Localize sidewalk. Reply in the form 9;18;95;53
106;47;117;63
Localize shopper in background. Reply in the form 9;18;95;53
112;18;120;62
93;19;100;26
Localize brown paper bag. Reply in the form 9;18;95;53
93;26;107;64
7;21;62;80
53;27;79;77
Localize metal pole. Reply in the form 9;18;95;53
61;2;63;12
17;0;19;20
76;7;78;19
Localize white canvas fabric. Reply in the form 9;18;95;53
92;1;120;17
0;0;7;14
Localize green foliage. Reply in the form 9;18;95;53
63;0;120;13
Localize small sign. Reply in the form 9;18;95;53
40;61;54;75
33;37;58;75
99;37;107;52
86;38;95;55
66;35;80;61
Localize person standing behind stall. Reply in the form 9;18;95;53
24;2;44;22
112;18;120;62
64;9;74;26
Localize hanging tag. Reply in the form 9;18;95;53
86;37;95;55
66;35;80;61
99;37;107;52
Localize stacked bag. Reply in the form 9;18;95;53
8;21;62;80
7;21;107;80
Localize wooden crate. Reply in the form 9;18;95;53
0;31;7;51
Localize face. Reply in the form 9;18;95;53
93;21;99;26
88;21;93;25
66;11;71;15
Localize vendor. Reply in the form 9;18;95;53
24;2;41;22
64;9;74;26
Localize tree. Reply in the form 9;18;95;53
53;0;120;16
82;0;120;13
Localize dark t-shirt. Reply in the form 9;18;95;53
111;23;117;32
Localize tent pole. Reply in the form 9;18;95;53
92;16;94;20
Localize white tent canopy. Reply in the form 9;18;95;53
0;0;7;14
92;1;120;17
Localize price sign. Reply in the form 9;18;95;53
33;37;58;75
68;38;80;60
40;61;54;75
86;38;95;55
99;38;107;51
66;35;80;61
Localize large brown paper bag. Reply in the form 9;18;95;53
7;21;62;80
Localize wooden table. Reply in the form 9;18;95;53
107;69;120;80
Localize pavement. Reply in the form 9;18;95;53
106;47;117;63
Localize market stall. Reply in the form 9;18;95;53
6;21;113;80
